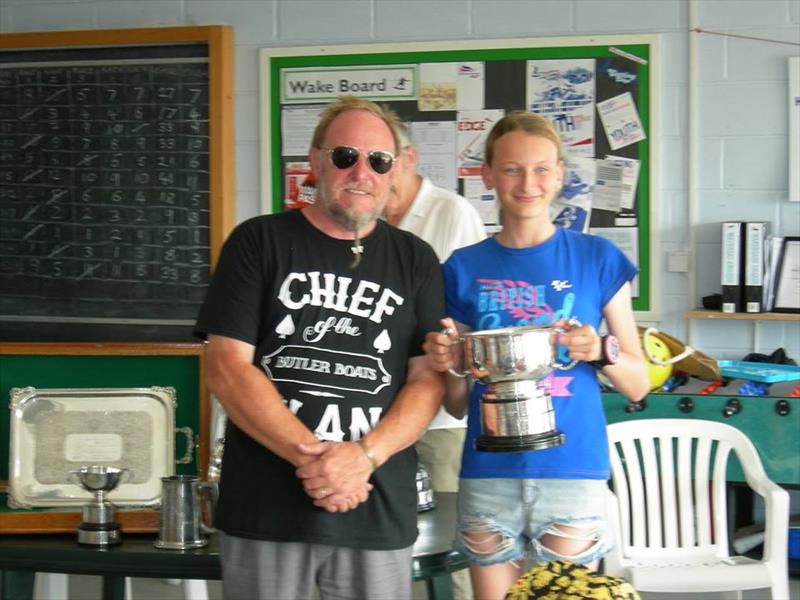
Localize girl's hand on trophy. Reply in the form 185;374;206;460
554;320;601;362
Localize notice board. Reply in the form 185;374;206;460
0;26;235;342
260;35;660;318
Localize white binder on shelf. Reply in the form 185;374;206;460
720;221;744;313
743;222;768;313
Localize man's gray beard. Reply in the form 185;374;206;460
320;193;380;232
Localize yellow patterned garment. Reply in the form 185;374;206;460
504;560;640;600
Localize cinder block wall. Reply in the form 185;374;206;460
1;0;798;359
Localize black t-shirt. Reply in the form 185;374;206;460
194;209;445;550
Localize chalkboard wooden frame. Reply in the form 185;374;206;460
0;341;208;533
259;35;661;320
0;26;235;340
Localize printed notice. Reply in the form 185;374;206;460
593;159;624;212
457;62;485;110
527;59;596;156
456;109;504;169
65;433;123;462
284;161;314;210
590;226;640;297
774;239;800;310
551;156;594;233
410;121;457;191
281;105;324;156
559;156;594;207
605;155;641;210
596;92;645;150
419;63;457;111
462;173;498;225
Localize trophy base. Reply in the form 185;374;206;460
476;430;564;452
154;538;209;550
416;489;436;512
77;522;121;546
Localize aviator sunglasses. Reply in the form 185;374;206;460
321;145;396;175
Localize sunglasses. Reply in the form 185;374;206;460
321;146;396;175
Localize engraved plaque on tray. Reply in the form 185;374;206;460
8;387;176;508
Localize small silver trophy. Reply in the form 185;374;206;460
67;465;129;546
450;324;577;452
415;463;436;512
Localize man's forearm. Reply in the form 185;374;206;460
358;359;445;468
206;338;319;467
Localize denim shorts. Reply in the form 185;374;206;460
455;478;612;566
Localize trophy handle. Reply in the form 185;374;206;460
119;467;134;484
175;426;196;465
553;318;580;370
553;356;579;370
441;327;469;378
66;469;82;485
207;436;225;482
197;480;218;534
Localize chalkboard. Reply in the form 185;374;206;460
0;27;234;341
260;35;661;319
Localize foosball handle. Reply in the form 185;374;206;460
625;398;647;413
722;398;742;417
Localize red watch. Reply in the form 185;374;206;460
588;334;619;369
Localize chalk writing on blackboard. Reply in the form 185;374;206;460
0;56;210;325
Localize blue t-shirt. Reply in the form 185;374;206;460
443;227;637;480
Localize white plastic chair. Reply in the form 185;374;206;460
32;573;67;600
604;418;789;599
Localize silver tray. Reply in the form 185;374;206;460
8;386;177;508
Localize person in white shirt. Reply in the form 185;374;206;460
385;125;486;266
384;121;485;600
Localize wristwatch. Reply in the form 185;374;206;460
588;334;620;369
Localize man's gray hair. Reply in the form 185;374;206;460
396;121;413;151
311;96;401;152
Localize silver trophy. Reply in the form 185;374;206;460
67;465;130;546
415;463;436;512
449;324;576;452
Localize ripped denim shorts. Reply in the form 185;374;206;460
454;478;612;567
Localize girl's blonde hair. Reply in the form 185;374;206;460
484;111;564;165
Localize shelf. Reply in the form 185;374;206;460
685;309;800;322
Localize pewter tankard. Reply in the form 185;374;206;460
449;324;577;452
154;475;216;550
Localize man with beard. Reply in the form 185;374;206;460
194;96;446;600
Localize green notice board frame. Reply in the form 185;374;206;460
260;35;661;319
0;342;209;533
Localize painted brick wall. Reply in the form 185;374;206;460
1;0;798;360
